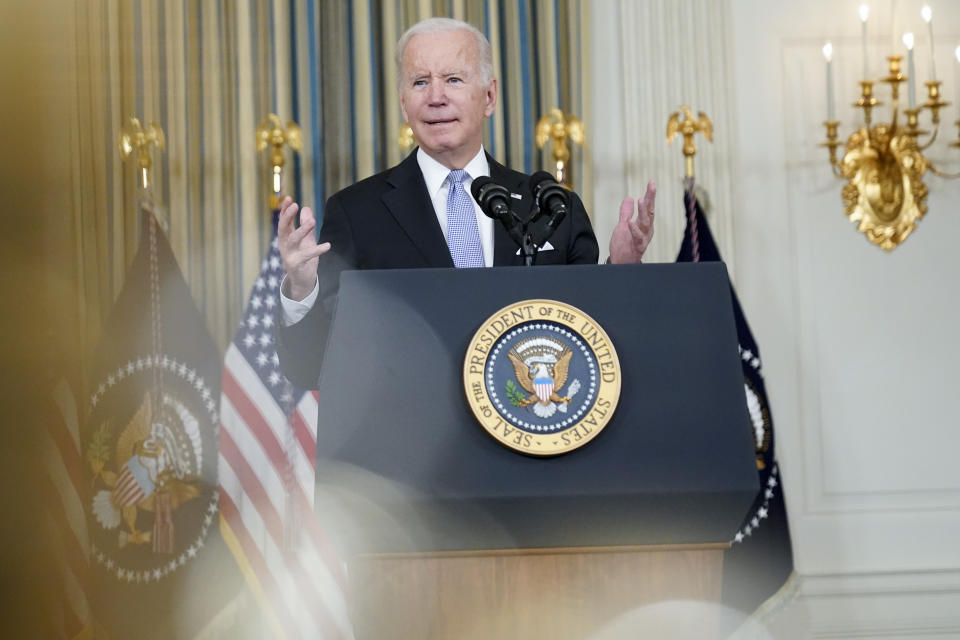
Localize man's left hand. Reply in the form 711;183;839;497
609;180;656;264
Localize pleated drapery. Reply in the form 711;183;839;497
67;0;587;355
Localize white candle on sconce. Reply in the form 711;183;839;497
904;32;916;108
823;41;835;121
922;5;936;80
859;4;869;79
954;45;960;114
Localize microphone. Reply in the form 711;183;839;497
530;171;569;218
529;171;569;246
471;176;529;260
470;176;513;225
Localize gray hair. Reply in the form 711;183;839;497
395;17;495;90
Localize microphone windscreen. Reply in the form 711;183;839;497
528;171;557;195
470;175;494;201
530;171;569;212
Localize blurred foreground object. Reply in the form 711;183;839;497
119;118;165;190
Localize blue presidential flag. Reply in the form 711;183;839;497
81;205;242;638
677;181;794;614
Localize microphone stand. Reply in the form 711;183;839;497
520;231;538;267
509;205;566;267
520;205;566;267
495;206;537;266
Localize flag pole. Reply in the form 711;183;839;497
118;118;168;407
668;107;712;261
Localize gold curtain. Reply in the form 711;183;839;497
57;0;588;384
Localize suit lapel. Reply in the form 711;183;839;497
382;151;455;268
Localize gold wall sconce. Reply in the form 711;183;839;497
820;5;960;252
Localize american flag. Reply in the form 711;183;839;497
218;227;352;639
43;380;93;639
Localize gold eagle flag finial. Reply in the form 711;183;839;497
535;108;584;186
119;118;166;190
398;123;415;154
256;113;302;209
666;106;713;179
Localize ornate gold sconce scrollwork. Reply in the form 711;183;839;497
821;34;959;251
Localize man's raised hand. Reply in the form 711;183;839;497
608;180;656;264
277;196;331;301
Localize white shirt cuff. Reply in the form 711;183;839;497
279;274;319;326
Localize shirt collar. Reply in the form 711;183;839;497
417;146;490;197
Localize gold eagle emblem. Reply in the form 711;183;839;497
89;392;200;553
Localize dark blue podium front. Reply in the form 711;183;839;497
312;263;758;554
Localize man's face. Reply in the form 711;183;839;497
399;29;497;169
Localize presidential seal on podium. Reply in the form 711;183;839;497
464;299;621;456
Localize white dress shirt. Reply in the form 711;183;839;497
281;146;493;326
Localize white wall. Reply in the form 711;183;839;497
591;0;960;634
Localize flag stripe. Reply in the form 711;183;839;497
221;395;288;517
60;591;84;640
277;552;332;640
220;429;340;638
297;504;347;589
224;349;316;492
294;540;353;638
40;471;92;602
41;508;74;640
220;468;322;640
219;429;286;548
289;407;316;472
222;393;347;593
62;554;93;633
218;516;288;640
219;488;300;639
222;368;299;491
40;474;91;640
44;434;89;550
43;382;92;637
49;393;86;497
220;461;333;640
224;348;316;497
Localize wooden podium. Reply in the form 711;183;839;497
313;265;757;639
349;543;725;639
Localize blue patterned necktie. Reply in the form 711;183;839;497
445;169;484;268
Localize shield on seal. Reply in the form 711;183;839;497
111;456;156;508
533;376;554;404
